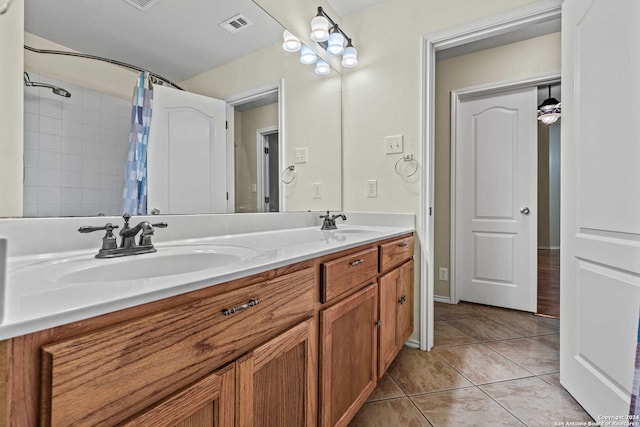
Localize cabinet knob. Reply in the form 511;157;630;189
375;320;382;328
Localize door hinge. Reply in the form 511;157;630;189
225;121;228;130
264;196;270;203
226;192;229;200
429;207;432;216
264;147;269;154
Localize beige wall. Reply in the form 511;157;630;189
182;42;342;212
0;0;24;217
433;33;560;298
538;122;551;248
235;103;279;213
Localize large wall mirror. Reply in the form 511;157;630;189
18;0;341;217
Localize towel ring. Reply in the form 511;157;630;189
394;154;419;178
282;165;296;184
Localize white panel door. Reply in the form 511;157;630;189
456;87;537;311
147;86;227;214
561;0;640;419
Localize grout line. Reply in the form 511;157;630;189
476;384;530;426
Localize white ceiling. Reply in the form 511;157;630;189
24;0;284;82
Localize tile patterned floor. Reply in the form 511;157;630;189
349;302;593;427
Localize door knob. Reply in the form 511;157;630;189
520;207;530;215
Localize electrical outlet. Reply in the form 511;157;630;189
438;267;449;281
294;147;308;163
366;179;378;198
385;134;404;154
251;184;257;193
312;182;322;199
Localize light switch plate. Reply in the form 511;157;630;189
385;135;404;154
294;147;308;163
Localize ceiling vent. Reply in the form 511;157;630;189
219;14;254;34
121;0;160;12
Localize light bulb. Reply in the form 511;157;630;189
282;30;301;52
300;45;317;65
327;31;345;55
315;59;330;75
310;15;330;42
342;46;358;67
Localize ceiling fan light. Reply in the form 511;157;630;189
282;30;301;52
310;15;330;42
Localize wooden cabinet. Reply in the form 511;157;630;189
0;232;415;427
319;284;377;427
39;267;314;426
378;260;414;377
237;318;316;427
122;364;235;427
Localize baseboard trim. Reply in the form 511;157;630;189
405;339;420;349
434;295;451;304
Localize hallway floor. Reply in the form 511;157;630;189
349;302;593;426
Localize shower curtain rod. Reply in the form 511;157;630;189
24;45;184;91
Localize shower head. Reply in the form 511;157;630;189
23;72;71;98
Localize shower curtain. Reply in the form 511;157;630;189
123;72;153;215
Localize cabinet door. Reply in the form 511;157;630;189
378;268;400;377
236;318;316;427
378;260;414;378
397;260;414;345
320;284;377;427
121;364;234;427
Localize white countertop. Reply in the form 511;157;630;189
2;224;413;340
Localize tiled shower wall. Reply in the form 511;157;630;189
23;72;132;217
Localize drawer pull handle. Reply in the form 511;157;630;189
398;243;408;247
222;298;261;316
398;295;407;305
350;259;365;266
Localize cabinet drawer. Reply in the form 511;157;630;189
40;267;314;427
379;235;414;273
322;247;378;304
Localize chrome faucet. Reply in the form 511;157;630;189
320;211;347;230
79;213;168;258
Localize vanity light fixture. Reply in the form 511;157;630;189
310;10;330;42
282;30;301;52
300;45;318;65
310;6;359;68
342;40;358;68
327;26;345;55
537;85;561;125
315;59;331;76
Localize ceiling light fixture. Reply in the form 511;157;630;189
537;85;561;125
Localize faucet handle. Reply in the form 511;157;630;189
78;223;119;234
319;210;331;219
151;222;168;229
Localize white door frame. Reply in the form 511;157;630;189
450;73;560;305
227;81;285;212
255;126;279;212
420;0;562;350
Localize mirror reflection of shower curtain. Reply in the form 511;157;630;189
123;72;152;215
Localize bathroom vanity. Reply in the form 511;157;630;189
0;218;414;426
